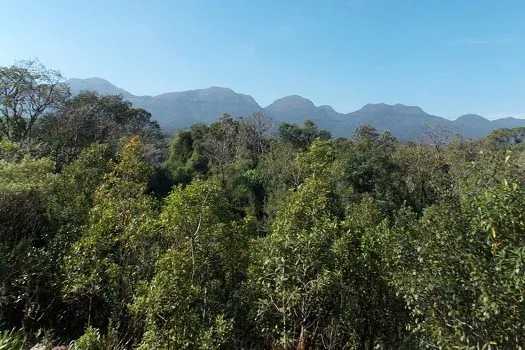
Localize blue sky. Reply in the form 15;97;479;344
1;0;524;119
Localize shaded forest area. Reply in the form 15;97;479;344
2;60;525;349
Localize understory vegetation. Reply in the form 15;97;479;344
1;60;525;349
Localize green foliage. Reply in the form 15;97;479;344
36;91;163;168
394;144;452;212
250;140;358;348
0;140;22;161
251;175;342;348
277;119;331;149
2;60;525;349
0;155;56;330
49;142;112;228
338;125;403;214
166;130;195;169
164;127;209;186
133;179;252;349
0;156;55;193
333;197;413;349
251;171;411;349
0;329;26;350
383;156;525;347
70;325;126;350
483;126;525;150
71;327;103;350
259;138;339;223
62;137;157;342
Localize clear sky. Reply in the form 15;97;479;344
1;0;524;119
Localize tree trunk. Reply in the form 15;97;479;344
297;324;307;350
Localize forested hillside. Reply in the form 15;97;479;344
2;60;525;349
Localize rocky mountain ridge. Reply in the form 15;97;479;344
67;77;525;139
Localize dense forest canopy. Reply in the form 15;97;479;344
1;60;525;349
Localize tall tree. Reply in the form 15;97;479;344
0;60;69;143
134;179;252;349
383;155;525;348
0;154;56;330
277;120;331;150
37;91;162;168
62;137;157;341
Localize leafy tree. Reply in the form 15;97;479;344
250;140;346;348
133;179;252;349
394;144;453;213
62;137;157;342
258;139;338;224
166;130;195;170
251;170;411;349
483;126;525;150
277;120;331;149
0;59;69;143
338;125;403;213
0;139;23;161
37;92;162;168
383;155;525;348
334;198;414;349
0;141;112;338
250;175;342;349
49;142;112;226
0;154;56;330
202;114;266;188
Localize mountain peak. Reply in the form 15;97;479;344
267;95;315;109
66;77;132;97
205;86;235;93
66;77;525;139
456;114;489;123
84;77;113;84
319;105;336;112
155;85;257;103
360;103;387;111
359;103;426;115
68;77;117;88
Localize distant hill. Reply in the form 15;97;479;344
134;87;262;130
68;78;134;99
264;95;340;131
68;79;262;131
66;78;525;139
335;103;445;140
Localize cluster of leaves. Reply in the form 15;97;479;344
1;60;525;349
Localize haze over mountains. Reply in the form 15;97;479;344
67;78;525;140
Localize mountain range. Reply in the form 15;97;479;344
67;78;525;140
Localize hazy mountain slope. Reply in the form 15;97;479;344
453;114;492;138
450;114;525;139
132;87;262;130
67;78;134;99
66;79;262;131
66;78;525;139
263;95;342;131
489;117;525;130
336;103;452;139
